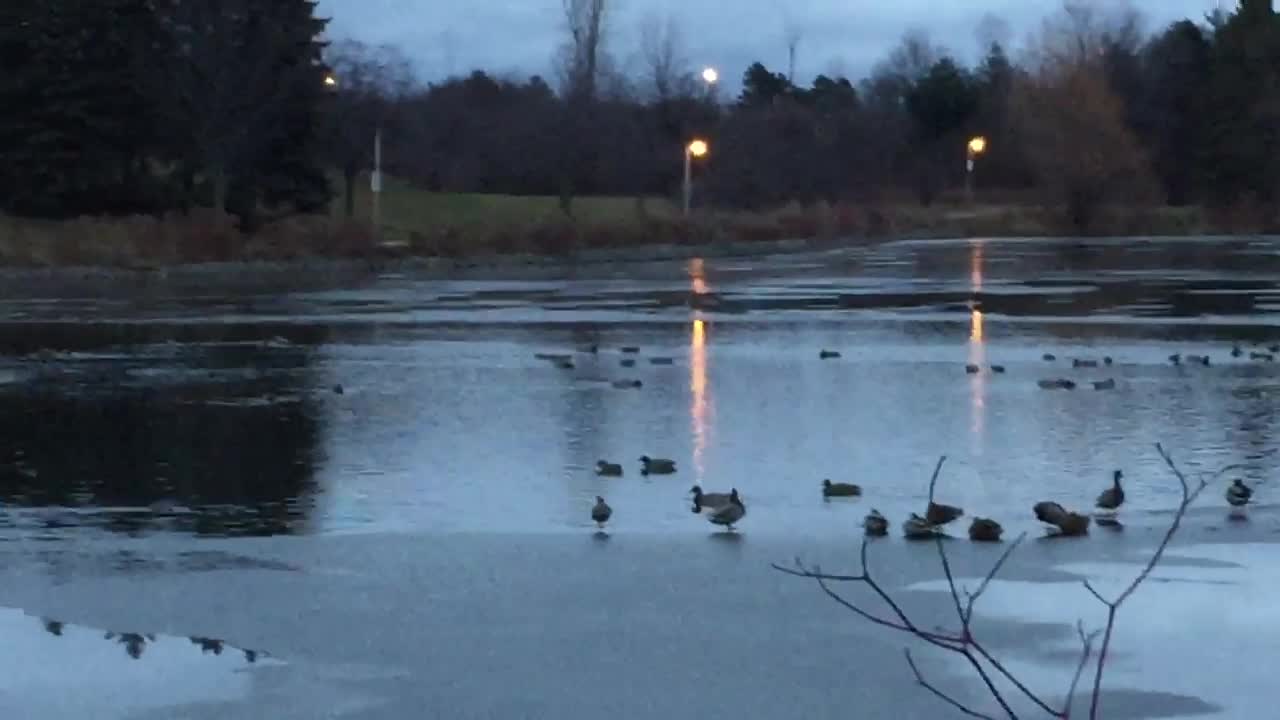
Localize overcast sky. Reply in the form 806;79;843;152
316;0;1224;88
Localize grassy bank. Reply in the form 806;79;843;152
0;175;1242;269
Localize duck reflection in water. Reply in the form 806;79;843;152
40;616;267;663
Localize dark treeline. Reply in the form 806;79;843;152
4;0;1280;232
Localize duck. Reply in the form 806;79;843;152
332;384;345;395
1169;353;1181;365
690;485;732;512
965;364;980;374
611;379;642;389
620;359;636;368
591;496;612;528
819;350;842;359
1251;352;1275;362
1269;344;1280;354
1037;378;1077;390
1187;354;1210;367
822;479;862;498
1103;356;1114;365
925;500;964;526
1095;470;1125;512
968;517;1004;542
595;460;623;477
620;346;641;354
649;357;675;365
1092;378;1116;390
706;489;745;530
534;353;572;362
640;456;677;475
555;360;575;370
1043;353;1057;361
903;513;942;539
863;509;889;536
1232;345;1243;358
990;365;1006;374
1072;358;1098;368
1226;479;1253;508
1033;501;1091;536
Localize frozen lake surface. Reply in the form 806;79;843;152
1;236;1279;718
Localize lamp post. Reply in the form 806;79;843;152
683;139;709;217
965;135;987;205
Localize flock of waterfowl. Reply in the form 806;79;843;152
557;341;1263;537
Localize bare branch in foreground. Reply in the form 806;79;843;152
775;442;1230;720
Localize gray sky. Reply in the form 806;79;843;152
316;0;1223;88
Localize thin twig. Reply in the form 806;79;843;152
1063;620;1100;718
905;649;996;719
927;455;948;504
964;533;1027;623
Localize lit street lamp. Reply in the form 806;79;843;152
701;67;719;85
324;74;338;88
965;135;987;204
683;139;709;217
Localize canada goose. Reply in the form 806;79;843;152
595;460;623;477
863;509;889;536
1187;354;1210;366
1092;378;1116;390
620;346;641;354
968;517;1004;542
690;485;732;512
1226;479;1253;508
620;359;636;368
990;365;1006;374
1232;345;1243;358
1096;470;1125;512
1072;358;1098;368
965;364;980;374
649;357;675;365
611;379;642;389
1037;378;1077;390
706;489;745;530
1043;353;1057;361
822;479;862;497
534;353;572;362
640;456;677;474
1033;501;1091;536
1169;353;1181;365
926;501;964;526
903;513;942;539
591;496;612;528
1251;352;1275;362
820;350;841;359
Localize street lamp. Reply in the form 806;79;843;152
683;139;709;217
965;135;988;204
324;74;338;88
701;67;719;85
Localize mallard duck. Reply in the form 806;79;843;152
926;501;964;526
822;479;862;497
706;489;745;530
968;517;1003;542
690;485;732;512
649;357;675;365
1226;479;1253;508
1169;353;1181;365
611;379;642;389
591;496;612;528
863;509;889;536
990;365;1006;374
1103;356;1113;365
1092;378;1116;390
620;346;641;354
595;460;623;477
1033;501;1090;536
1187;354;1210;366
820;350;841;359
620;359;636;368
640;456;676;474
1095;470;1125;512
903;513;942;539
965;364;980;374
1037;378;1077;390
1232;345;1243;358
1072;358;1098;368
1043;353;1057;361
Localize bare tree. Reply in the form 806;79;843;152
556;0;609;215
638;13;689;102
775;445;1242;719
784;22;803;84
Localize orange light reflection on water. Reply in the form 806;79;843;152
968;241;986;450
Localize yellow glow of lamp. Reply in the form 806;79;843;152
688;139;709;158
967;136;987;155
324;75;338;87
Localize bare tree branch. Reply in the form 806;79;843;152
927;455;947;504
1064;620;1101;717
905;649;996;719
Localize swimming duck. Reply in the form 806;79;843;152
1226;479;1253;508
611;379;642;389
595;460;623;477
1092;378;1116;390
1043;353;1057;362
690;485;732;512
620;359;636;368
1269;344;1279;354
640;456;677;475
591;496;612;528
822;479;862;498
1037;378;1077;390
1187;355;1210;366
965;364;980;374
620;346;641;354
535;353;572;362
1095;470;1125;512
863;509;889;536
968;517;1004;542
1232;345;1243;358
1072;358;1098;368
990;365;1006;374
1169;353;1181;365
925;500;964;526
332;384;344;395
820;350;842;359
1251;352;1275;362
706;489;745;530
649;357;675;365
1103;356;1113;365
903;513;943;539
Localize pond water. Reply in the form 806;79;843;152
0;236;1278;719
